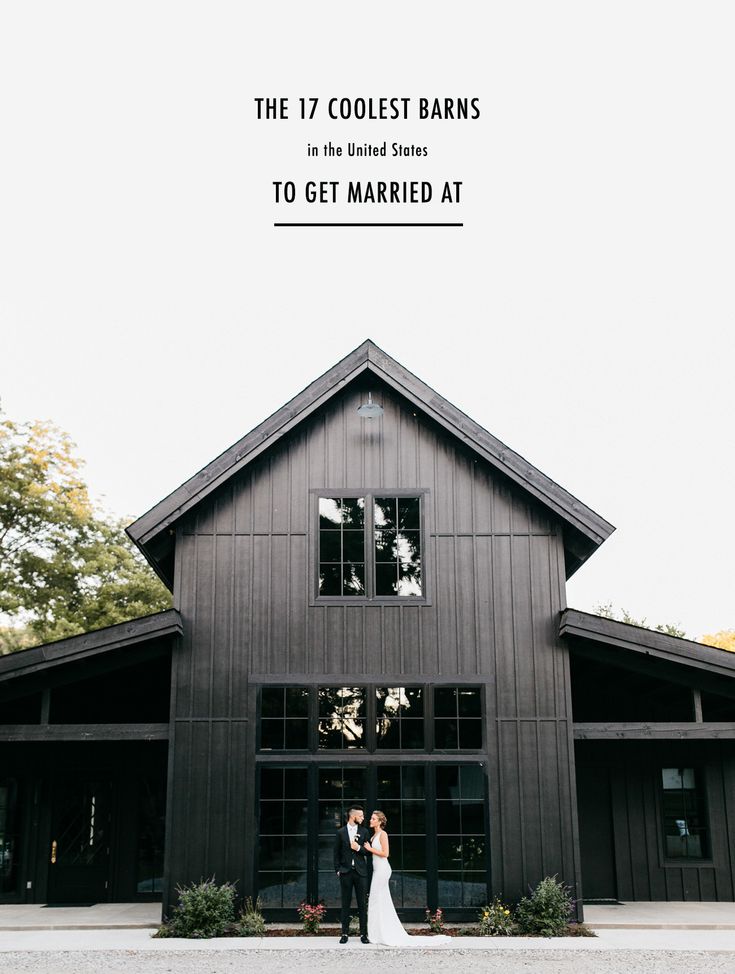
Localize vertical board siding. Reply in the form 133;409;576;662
167;379;579;908
578;741;735;903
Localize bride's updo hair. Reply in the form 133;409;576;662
372;809;387;828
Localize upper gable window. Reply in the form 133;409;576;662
317;492;424;600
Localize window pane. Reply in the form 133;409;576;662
341;498;365;527
375;563;397;596
401;720;424;749
284;768;308;798
319;531;341;562
402;837;425;868
377;718;400;749
284;719;309;749
437;801;461;833
458;688;482;717
319;498;342;527
436;766;460;799
458;720;482;749
374;498;397;529
402;800;426;833
343;531;364;563
461;802;485;834
260;768;283;800
661;767;709;859
261;720;284;750
282;835;308;869
401;765;425;799
319;564;341;596
343;563;365;596
460;766;484;799
398;497;420;529
434;688;457;718
285;687;309;718
374;529;397;561
376;766;401;798
260;802;284;834
319;687;342;718
437;873;463;906
261;687;284;718
318;720;343;749
435;719;458;749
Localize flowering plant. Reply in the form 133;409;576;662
297;900;327;934
425;907;445;933
478;898;514;936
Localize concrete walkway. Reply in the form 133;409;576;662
1;900;735;974
2;901;735;932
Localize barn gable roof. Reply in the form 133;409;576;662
127;340;614;585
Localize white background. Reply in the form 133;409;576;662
1;2;732;638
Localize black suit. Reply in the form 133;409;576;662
334;823;370;935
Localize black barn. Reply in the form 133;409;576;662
2;341;734;918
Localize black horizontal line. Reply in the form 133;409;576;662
274;222;463;227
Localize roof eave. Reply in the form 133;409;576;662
560;608;735;680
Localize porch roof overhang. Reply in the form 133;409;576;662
0;609;183;685
560;608;735;682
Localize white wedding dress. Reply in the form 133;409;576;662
367;832;451;947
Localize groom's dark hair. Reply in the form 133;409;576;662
347;805;364;816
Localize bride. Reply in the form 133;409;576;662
363;810;451;947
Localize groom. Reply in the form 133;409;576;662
334;805;370;944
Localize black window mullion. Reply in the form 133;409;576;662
425;764;438;911
365;491;374;599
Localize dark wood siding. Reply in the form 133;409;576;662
576;741;735;902
166;378;578;907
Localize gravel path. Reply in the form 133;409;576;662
2;948;735;974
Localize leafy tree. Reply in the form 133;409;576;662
593;602;687;639
700;630;735;653
0;417;171;651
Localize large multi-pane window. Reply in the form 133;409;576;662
0;779;19;895
376;687;424;749
318;498;366;596
661;768;710;860
259;685;481;752
317;767;367;906
317;493;424;599
434;687;482;749
436;765;486;906
318;687;367;750
376;765;427;907
258;767;309;908
255;763;488;915
260;687;310;750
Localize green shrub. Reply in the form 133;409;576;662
477;898;515;936
238;896;266;937
164;878;237;938
515;876;574;937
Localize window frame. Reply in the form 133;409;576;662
311;488;431;605
656;765;713;867
257;683;484;755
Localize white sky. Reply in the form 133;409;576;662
1;2;733;639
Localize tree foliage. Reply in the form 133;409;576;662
700;630;735;653
594;602;687;639
0;418;171;651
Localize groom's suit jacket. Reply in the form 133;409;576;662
334;824;371;876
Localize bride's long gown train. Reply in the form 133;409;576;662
367;834;451;947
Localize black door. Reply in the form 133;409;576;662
577;764;618;901
47;778;112;904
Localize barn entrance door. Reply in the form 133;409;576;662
576;764;618;901
46;778;113;904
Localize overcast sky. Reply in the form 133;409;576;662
1;2;733;639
